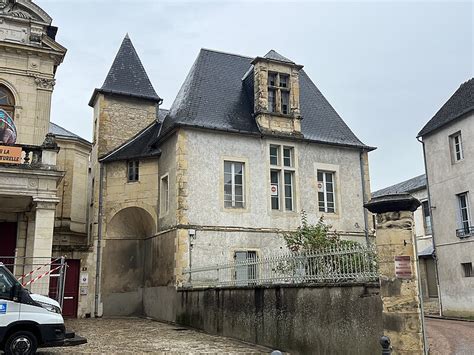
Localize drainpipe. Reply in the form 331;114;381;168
359;150;370;245
94;162;105;318
417;136;443;316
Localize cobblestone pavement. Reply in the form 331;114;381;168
39;317;270;354
426;317;474;354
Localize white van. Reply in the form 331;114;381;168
0;263;86;354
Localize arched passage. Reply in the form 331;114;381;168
102;206;156;316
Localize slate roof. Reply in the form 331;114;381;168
49;122;91;145
160;48;372;150
89;34;161;106
263;50;295;64
372;174;426;198
418;78;474;137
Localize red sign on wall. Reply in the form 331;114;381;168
394;256;412;279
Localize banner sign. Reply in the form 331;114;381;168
0;108;17;144
0;145;22;164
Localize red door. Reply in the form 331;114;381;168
62;259;80;318
0;222;17;272
49;259;80;318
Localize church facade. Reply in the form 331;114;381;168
89;36;375;319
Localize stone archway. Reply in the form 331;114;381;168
102;206;156;316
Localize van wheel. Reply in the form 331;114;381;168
4;330;38;355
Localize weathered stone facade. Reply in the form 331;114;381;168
366;195;425;354
252;57;302;135
0;0;68;296
94;94;157;157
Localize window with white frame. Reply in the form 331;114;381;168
451;132;464;162
224;161;245;208
160;175;169;215
458;192;471;233
127;160;139;182
269;145;295;211
421;200;432;235
317;171;336;213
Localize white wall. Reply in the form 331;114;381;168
424;112;474;316
183;128;369;266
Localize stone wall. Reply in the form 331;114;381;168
175;284;382;354
54;137;91;242
95;94;157;157
0;14;64;146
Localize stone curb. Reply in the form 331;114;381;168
425;315;474;323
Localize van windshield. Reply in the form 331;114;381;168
0;264;20;299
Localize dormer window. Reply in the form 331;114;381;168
267;72;291;115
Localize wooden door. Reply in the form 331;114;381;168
62;259;80;318
0;222;17;272
49;259;80;318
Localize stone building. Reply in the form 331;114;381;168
373;174;439;301
418;78;473;317
0;0;66;289
89;36;375;319
0;0;92;318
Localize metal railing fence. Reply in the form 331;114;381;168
183;244;378;288
0;256;67;307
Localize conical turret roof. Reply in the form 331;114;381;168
89;34;160;106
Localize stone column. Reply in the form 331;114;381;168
25;198;59;295
365;194;425;355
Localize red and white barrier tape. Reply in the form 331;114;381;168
17;257;61;282
23;265;62;287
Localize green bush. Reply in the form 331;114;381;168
281;210;360;252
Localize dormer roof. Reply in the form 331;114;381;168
263;50;294;64
89;34;161;106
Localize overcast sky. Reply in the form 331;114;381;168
41;0;472;191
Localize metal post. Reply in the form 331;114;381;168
380;336;391;355
58;256;66;308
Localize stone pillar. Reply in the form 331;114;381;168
25;198;59;295
365;194;425;355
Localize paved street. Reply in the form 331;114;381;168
426;317;474;355
40;317;269;354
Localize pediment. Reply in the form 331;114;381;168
0;0;52;24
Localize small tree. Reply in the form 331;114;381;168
279;211;371;282
281;210;360;252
